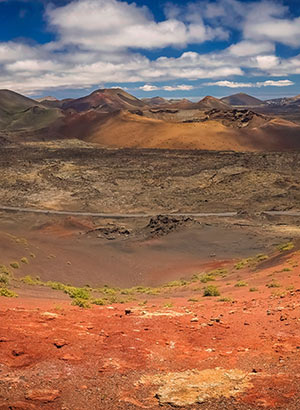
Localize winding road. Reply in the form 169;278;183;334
0;205;299;218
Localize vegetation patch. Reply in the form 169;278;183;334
203;285;220;297
235;281;248;287
234;254;268;270
218;297;233;302
10;262;20;269
277;242;294;252
64;286;90;300
0;288;18;298
0;274;9;285
71;298;90;308
266;281;281;288
21;275;42;285
200;274;216;283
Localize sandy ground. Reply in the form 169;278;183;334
0;213;297;287
1;247;300;409
0;214;300;409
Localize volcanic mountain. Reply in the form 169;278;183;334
221;93;265;107
266;94;300;108
0;87;300;151
59;108;300;152
61;88;146;113
195;96;231;110
142;96;171;106
0;89;61;131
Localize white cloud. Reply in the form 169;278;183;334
228;41;275;57
163;85;194;91
205;80;295;88
244;9;300;47
139;84;194;92
139;84;159;92
0;0;298;94
46;0;224;51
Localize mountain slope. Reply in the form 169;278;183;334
142;97;171;106
0;89;62;131
195;96;231;110
0;89;44;113
58;109;300;152
266;94;300;108
62;88;146;112
221;93;265;107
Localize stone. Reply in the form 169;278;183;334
140;368;252;407
25;389;60;403
53;339;67;348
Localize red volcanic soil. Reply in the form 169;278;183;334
1;247;300;409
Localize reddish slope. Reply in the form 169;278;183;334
195;96;231;110
62;88;146;113
59;109;300;151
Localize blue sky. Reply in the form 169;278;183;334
0;0;300;100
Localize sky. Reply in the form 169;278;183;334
0;0;300;100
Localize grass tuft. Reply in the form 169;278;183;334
203;285;220;297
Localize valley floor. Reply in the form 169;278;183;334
1;145;300;409
0;212;300;409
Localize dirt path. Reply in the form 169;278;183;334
1;205;300;218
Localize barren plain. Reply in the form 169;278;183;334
1;140;300;409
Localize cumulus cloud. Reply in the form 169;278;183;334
46;0;225;51
139;85;159;92
139;84;194;92
205;80;295;88
0;0;299;94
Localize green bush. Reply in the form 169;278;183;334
208;268;228;277
235;281;248;287
164;280;188;288
234;260;248;270
64;286;90;300
0;288;18;298
46;281;66;291
218;297;233;302
21;275;41;285
0;274;9;285
21;257;29;264
71;298;90;308
0;265;11;276
203;285;220;297
200;274;216;283
255;254;269;262
277;242;294;252
266;281;281;288
10;262;20;269
249;287;258;292
91;298;106;306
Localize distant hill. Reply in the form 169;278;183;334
36;96;58;103
266;95;300;108
0;87;299;151
0;89;61;131
221;93;265;107
195;96;231;110
62;88;146;112
0;89;45;113
142;97;171;106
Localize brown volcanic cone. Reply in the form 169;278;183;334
60;109;300;152
195;96;232;110
62;88;146;113
221;92;265;107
